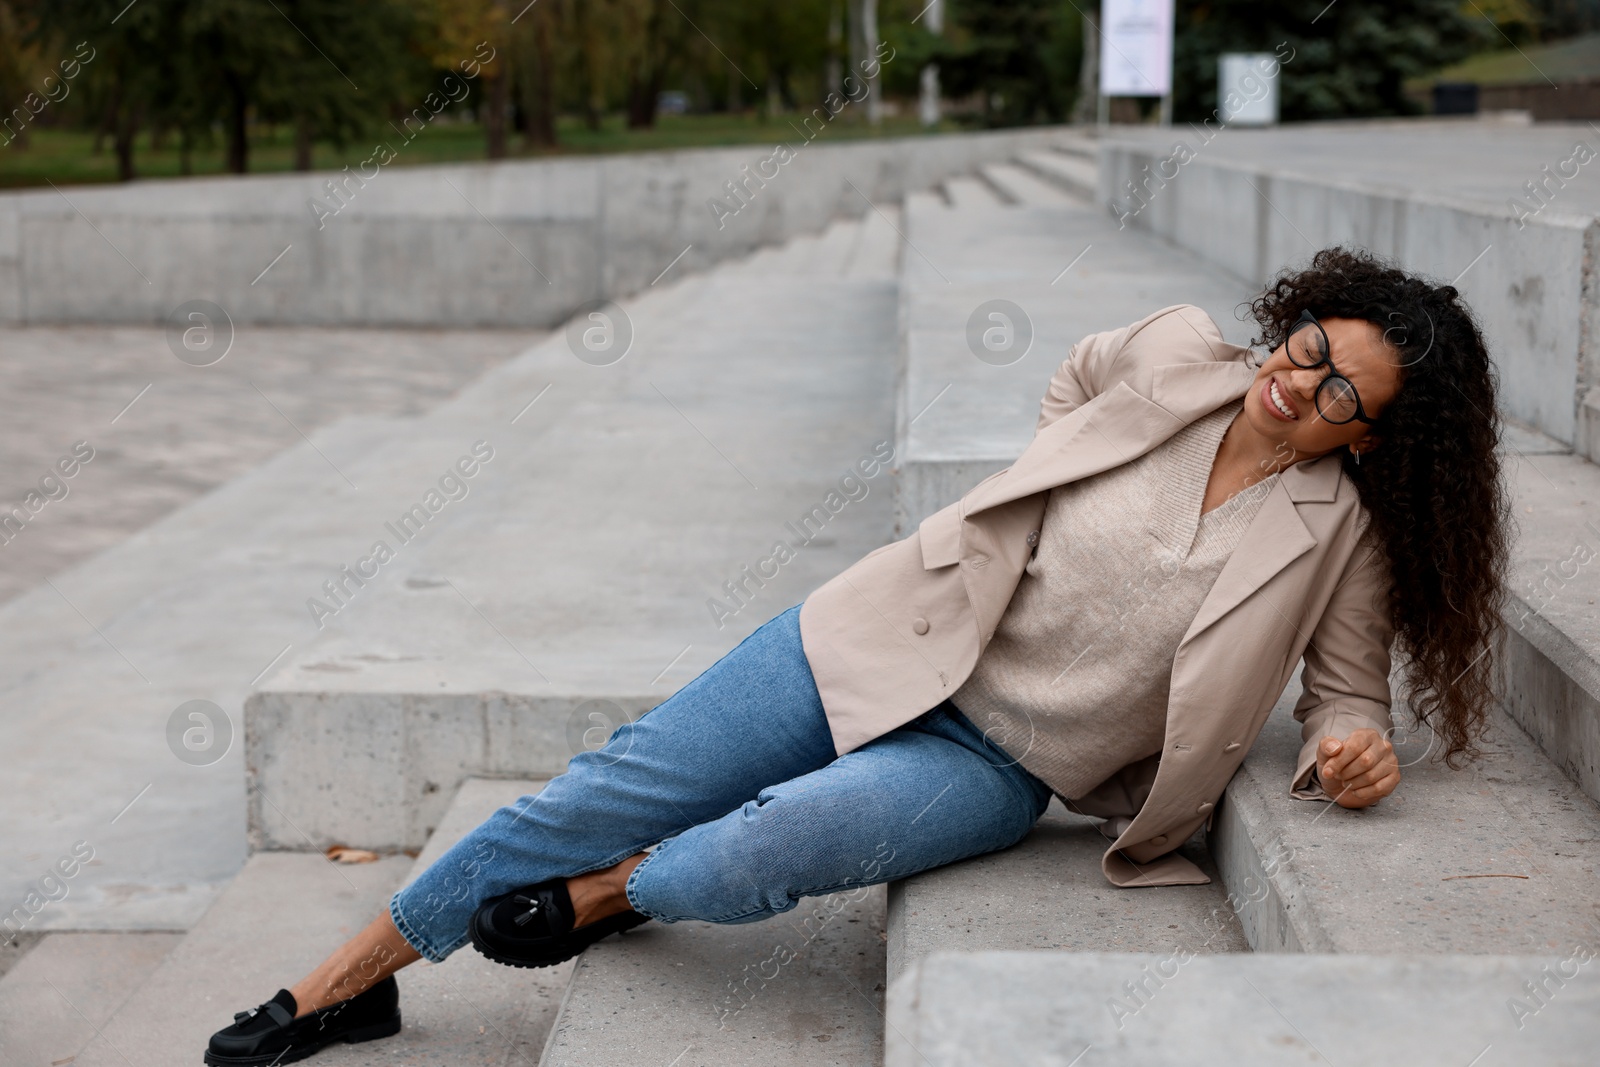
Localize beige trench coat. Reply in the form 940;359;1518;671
798;304;1395;887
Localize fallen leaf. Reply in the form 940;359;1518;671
325;845;380;864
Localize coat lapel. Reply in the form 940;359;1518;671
965;359;1257;520
957;352;1347;646
1179;451;1343;644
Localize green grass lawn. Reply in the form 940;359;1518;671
0;110;966;189
1411;31;1600;89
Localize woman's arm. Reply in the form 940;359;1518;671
1290;530;1399;807
1035;323;1133;434
1035;304;1229;434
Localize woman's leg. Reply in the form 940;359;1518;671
288;912;420;1016
625;702;1053;925
287;603;840;1012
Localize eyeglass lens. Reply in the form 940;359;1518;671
1286;321;1360;423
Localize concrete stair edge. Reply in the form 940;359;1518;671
886;950;1600;1066
0;932;183;1067
1014;150;1098;201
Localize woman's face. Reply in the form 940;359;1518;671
1241;315;1405;459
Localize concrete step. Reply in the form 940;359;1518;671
1014;149;1099;202
73;851;411;1066
758;232;827;275
842;204;902;281
979;162;1084;208
940;175;1006;211
247;234;901;851
326;777;572;1066
0;932;182;1066
887;799;1248;984
1218;662;1600;955
1497;445;1600;807
1052;134;1097;162
811;216;866;275
542;889;886;1066
887;951;1600;1065
0;412;424;931
895;169;1254;533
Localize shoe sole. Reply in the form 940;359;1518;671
470;909;651;969
202;1012;402;1065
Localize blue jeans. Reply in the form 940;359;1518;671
389;604;1054;962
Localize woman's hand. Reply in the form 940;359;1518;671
1316;729;1399;808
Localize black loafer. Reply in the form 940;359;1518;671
470;877;650;969
203;977;401;1065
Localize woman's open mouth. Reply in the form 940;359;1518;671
1262;377;1299;421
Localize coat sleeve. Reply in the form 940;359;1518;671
1035;323;1133;434
1289;529;1397;800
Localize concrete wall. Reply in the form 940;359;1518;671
1098;144;1600;453
246;690;664;851
0;126;1074;329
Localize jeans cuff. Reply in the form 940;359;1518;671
389;892;463;964
622;845;675;924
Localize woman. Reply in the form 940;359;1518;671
203;247;1510;1064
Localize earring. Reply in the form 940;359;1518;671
1355;448;1362;466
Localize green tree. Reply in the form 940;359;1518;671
24;0;179;179
1173;1;1491;121
936;0;1083;125
254;0;422;171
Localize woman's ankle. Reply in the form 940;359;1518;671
567;854;647;927
287;911;421;1018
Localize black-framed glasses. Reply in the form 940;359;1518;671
1284;310;1378;426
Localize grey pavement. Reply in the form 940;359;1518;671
0;325;543;605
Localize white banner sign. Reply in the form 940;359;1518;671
1100;0;1175;97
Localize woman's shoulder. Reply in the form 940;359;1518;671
1119;304;1252;367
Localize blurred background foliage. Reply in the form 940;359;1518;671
0;0;1593;186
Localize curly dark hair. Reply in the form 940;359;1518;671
1246;247;1511;767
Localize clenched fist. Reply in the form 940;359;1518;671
1316;729;1399;808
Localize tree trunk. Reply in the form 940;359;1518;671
225;73;249;174
1071;8;1099;126
861;0;880;125
626;0;671;128
918;0;943;127
525;3;558;147
485;71;509;159
826;0;842;100
114;104;137;181
294;115;314;170
576;0;602;131
627;73;659;128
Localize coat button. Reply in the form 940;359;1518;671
1150;834;1168;846
912;617;930;635
1025;530;1040;547
1224;742;1241;753
1197;802;1214;815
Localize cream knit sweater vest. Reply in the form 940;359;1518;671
950;397;1277;800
